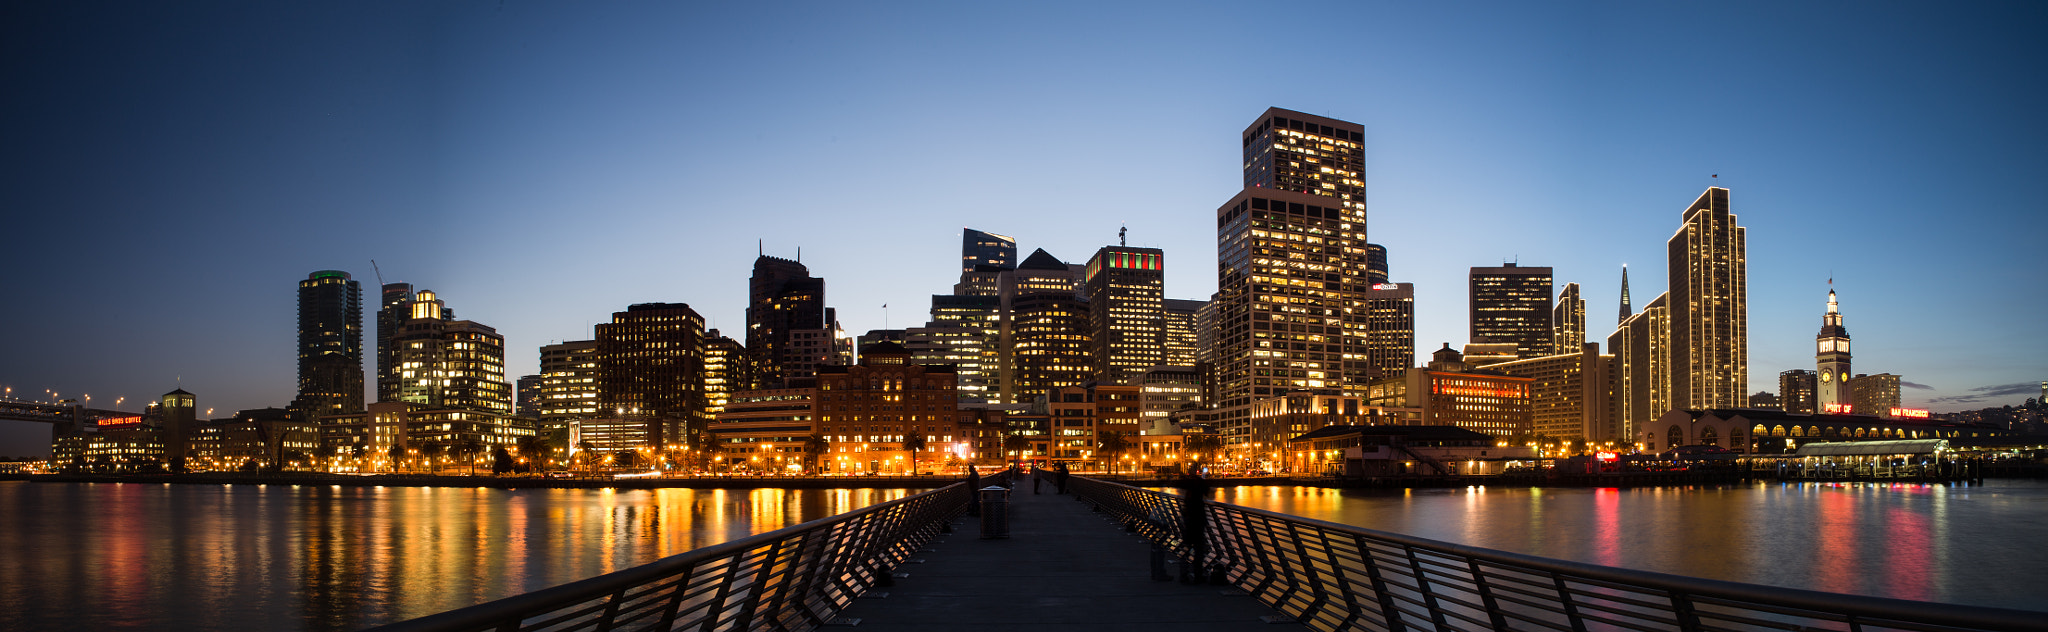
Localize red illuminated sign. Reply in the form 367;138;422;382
1824;403;1854;414
1371;283;1400;290
1890;407;1930;419
96;415;143;428
1595;452;1618;461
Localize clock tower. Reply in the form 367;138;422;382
1815;289;1852;411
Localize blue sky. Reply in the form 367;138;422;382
3;1;2043;455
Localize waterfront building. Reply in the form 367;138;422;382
747;255;827;389
595;303;710;448
161;388;196;468
1043;383;1142;468
1608;292;1672;446
999;249;1091;404
1212;108;1371;452
1365;282;1416;379
296;270;364;420
812;342;963;474
320;401;534;470
570;414;685;464
394;290;511;415
191;407;311;469
956;407;1011;466
1246;391;1386;467
1365;243;1389;286
1086;246;1166;385
538;340;600;428
1487;343;1618;446
962;228;1017;274
1644;407;1999;454
927;294;1002;402
1850;373;1902;418
1287;425;1537;477
1669;187;1748;410
1553;282;1585;354
1162;299;1205;368
708;386;817;471
1470;263;1554;359
1815;289;1853;411
1139;366;1204;435
1779;370;1817;414
1369;345;1534;438
375;282;415;402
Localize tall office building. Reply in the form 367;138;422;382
539;340;600;427
1162;299;1205;368
927;294;1002;402
296;270;364;420
1000;249;1091;403
596;303;710;447
1778;369;1817;414
1365;282;1415;378
1490;342;1615;444
1365;243;1389;286
1608;292;1670;445
394;290;510;414
747;255;827;389
1815;289;1853;411
1617;266;1632;325
1553;282;1586;354
515;375;542;418
1214;108;1370;448
703;330;745;417
1086;246;1166;385
962;228;1017;274
1668;187;1748;410
376;282;416;402
1470;264;1554;359
1850;373;1901;417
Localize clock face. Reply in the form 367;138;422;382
1820;370;1832;383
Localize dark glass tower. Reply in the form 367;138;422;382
376;282;414;402
1366;243;1389;287
297;270;364;418
1469;263;1554;359
747;255;826;389
962;228;1017;274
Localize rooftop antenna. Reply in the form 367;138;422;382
1119;225;1127;247
758;239;763;256
371;259;386;286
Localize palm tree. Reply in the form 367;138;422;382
805;434;830;475
578;440;598;475
1098;432;1130;474
386;443;406;473
516;436;553;471
1184;433;1222;467
455;439;485;475
903;432;927;475
1002;433;1031;465
420;441;446;473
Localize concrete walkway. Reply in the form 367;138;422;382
828;480;1305;631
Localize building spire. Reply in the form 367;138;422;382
1617;264;1632;324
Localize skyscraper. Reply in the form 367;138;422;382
1850;373;1900;417
1365;282;1415;378
1815;289;1852;411
703;330;745;417
1617;265;1632;325
1000;248;1091;403
375;282;415;402
962;228;1017;274
1086;246;1165;385
1608;292;1670;445
1668;187;1748;410
1553;282;1586;354
296;270;364;420
1365;243;1389;287
1779;369;1817;414
747;255;826;389
539;340;600;427
1470;264;1554;359
1214;108;1370;448
394;290;510;414
597;302;710;447
1162;299;1205;368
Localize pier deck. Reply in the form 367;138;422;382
828;480;1301;631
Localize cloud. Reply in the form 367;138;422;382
1900;381;1934;391
1927;382;2038;404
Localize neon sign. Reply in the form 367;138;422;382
1890;407;1930;419
1824;403;1854;414
96;415;143;428
1372;283;1400;290
1595;452;1618;461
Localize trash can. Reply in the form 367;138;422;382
978;485;1011;539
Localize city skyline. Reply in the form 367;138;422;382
4;3;2045;456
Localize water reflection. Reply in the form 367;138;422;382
0;482;921;631
1205;480;2048;612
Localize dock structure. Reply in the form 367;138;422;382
826;481;1302;631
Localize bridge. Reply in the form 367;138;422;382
367;472;2047;632
0;400;141;434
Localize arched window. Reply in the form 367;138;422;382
1730;428;1745;449
1790;426;1804;438
1855;428;1867;437
1772;426;1786;437
1754;424;1769;437
1667;425;1685;447
1699;426;1719;447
